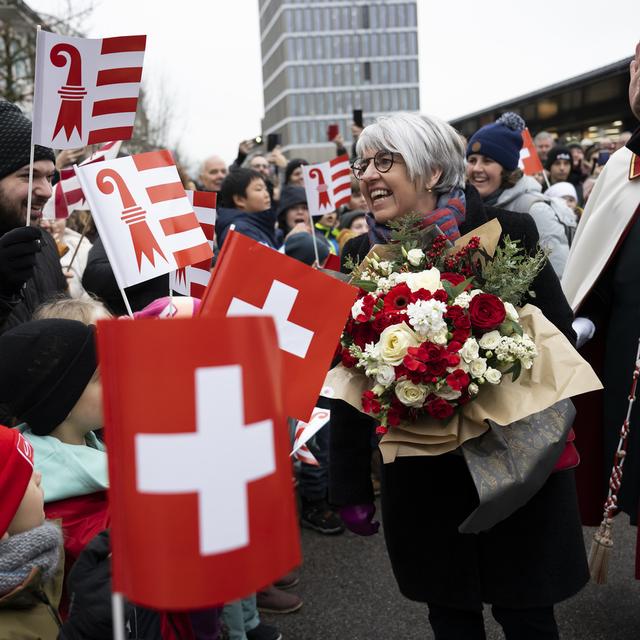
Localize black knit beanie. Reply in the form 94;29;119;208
284;158;308;184
0;101;55;180
0;319;97;435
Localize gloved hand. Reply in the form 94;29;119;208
572;316;596;349
0;226;42;295
339;503;380;536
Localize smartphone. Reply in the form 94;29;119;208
596;151;610;166
327;124;339;141
267;133;282;152
253;135;263;146
353;109;363;128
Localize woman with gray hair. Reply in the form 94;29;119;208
331;112;587;639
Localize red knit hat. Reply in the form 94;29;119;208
0;425;34;537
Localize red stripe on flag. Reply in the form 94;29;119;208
190;282;206;299
60;167;75;181
334;182;350;195
159;213;200;236
101;35;147;54
331;167;350;181
200;223;215;242
147;182;185;204
88;127;134;145
92;97;138;117
334;194;351;209
64;187;85;205
133;150;175;171
330;154;350;167
96;67;143;86
54;183;68;219
192;191;217;209
173;242;212;269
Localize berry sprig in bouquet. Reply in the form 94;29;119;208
338;215;546;434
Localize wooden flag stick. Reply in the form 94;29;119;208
64;219;89;274
309;220;321;269
26;25;42;228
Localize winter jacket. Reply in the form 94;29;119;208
216;207;281;250
496;176;577;277
0;230;67;334
0;542;64;639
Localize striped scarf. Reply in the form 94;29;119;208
366;187;466;245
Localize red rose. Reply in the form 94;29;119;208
351;322;378;349
468;293;506;333
446;369;470;391
426;396;455;420
383;283;413;312
440;272;465;286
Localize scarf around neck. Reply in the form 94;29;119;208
0;521;62;596
366;187;466;245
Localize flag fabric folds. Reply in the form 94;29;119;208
519;128;544;175
302;154;352;218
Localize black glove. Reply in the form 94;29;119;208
58;530;132;640
0;226;42;295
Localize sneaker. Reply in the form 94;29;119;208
246;622;283;640
274;569;300;590
300;498;345;535
256;585;303;614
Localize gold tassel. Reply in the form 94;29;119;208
588;518;613;584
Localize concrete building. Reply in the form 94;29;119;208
258;0;420;162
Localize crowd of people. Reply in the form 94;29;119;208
0;40;639;640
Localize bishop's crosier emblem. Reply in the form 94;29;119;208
51;43;88;141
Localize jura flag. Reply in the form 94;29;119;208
302;154;351;218
32;31;145;149
43;140;122;220
97;316;300;609
291;407;331;466
519;128;544;175
170;190;216;298
200;230;358;420
75;150;213;289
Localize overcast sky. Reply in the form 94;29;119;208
31;0;638;174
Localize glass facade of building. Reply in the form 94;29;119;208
258;0;419;161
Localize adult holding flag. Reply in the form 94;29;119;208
466;113;577;277
0;101;66;334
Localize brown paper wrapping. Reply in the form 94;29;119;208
325;303;603;464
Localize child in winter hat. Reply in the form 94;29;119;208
0;424;64;636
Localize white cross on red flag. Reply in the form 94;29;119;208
43;140;122;220
199;230;358;420
97;316;300;609
75;150;213;289
302;154;351;218
32;30;145;149
170;190;216;298
519;128;544;175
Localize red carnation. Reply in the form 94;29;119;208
383;283;413;312
426;396;455;420
433;289;449;303
452;328;471;343
341;348;358;368
468;293;506;333
446;369;470;391
445;305;465;321
373;311;404;333
453;314;471;330
362;390;381;414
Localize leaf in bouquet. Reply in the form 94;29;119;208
451;277;474;299
351;279;378;292
441;279;454;298
498;319;523;337
507;360;522;382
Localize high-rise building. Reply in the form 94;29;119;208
258;0;420;162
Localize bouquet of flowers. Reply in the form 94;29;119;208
338;216;547;434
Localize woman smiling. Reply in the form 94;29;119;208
331;112;587;640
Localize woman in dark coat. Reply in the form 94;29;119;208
330;112;588;640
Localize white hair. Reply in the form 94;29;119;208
356;112;466;193
534;131;554;143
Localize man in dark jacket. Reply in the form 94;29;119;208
0;101;66;334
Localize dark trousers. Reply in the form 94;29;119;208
427;603;559;640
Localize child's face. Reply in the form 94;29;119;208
236;178;271;213
562;195;578;211
7;471;45;536
67;371;103;433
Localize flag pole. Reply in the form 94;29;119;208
26;25;42;228
112;592;126;640
309;218;321;268
119;286;134;317
542;170;551;190
64;218;89;274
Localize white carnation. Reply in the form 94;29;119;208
406;248;425;267
351;298;364;320
406;299;447;338
478;330;501;350
453;291;471;309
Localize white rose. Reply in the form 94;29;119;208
503;301;519;322
406;248;425;267
468;382;479;396
459;338;480;363
395;379;428;408
469;357;487;378
375;364;396;386
351;298;364;320
484;367;502;384
478;330;501;350
405;267;442;293
378;322;420;366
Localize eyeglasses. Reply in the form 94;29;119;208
351;151;401;180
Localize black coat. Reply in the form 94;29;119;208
330;186;588;608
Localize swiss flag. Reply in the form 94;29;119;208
200;230;358;421
97;316;300;610
519;128;544;175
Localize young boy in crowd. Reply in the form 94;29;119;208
0;424;64;637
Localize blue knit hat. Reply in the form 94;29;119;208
466;113;525;171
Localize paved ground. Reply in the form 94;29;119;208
263;510;640;640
